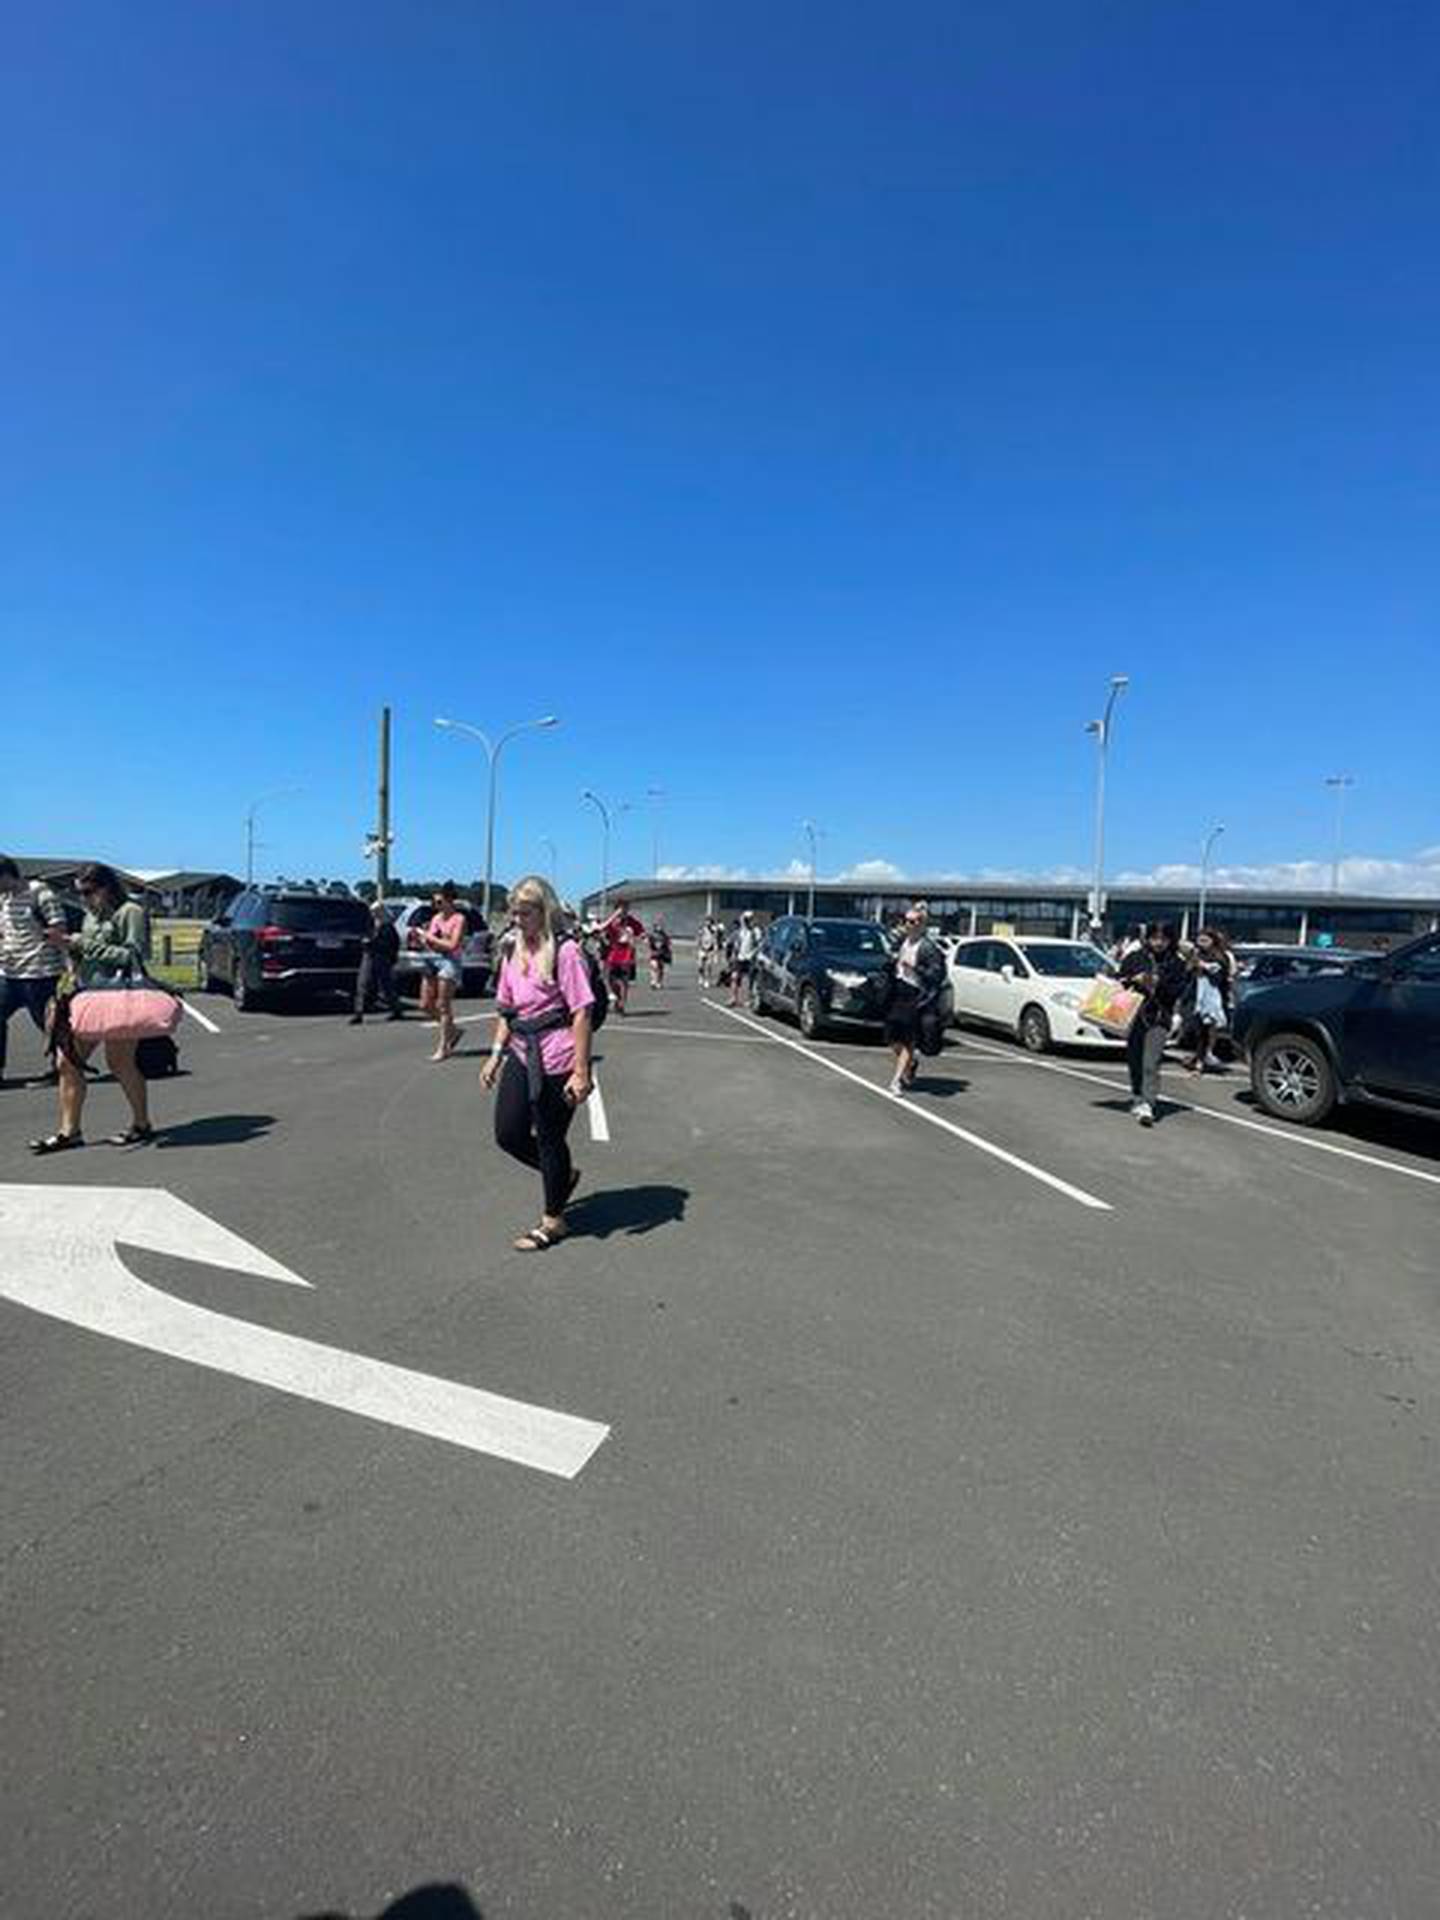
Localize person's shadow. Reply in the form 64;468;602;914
569;1182;688;1239
155;1113;277;1149
301;1882;484;1919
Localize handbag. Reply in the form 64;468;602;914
1193;973;1226;1026
1078;976;1143;1037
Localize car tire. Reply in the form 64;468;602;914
797;985;825;1039
1251;1032;1336;1126
1019;1004;1052;1054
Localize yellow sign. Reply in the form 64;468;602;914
991;921;1016;936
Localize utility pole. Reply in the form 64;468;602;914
802;821;820;919
376;706;392;897
1084;674;1130;935
582;791;612;920
1198;822;1225;932
1325;774;1354;894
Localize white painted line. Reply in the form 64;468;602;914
588;1074;611;1143
705;1001;1112;1212
181;998;223;1035
601;1024;769;1044
956;1031;1440;1192
0;1185;609;1479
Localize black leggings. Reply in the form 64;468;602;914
494;1052;577;1216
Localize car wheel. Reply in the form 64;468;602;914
797;985;824;1039
1019;1004;1052;1054
1252;1033;1336;1126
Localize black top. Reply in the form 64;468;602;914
364;919;401;963
1119;945;1189;1027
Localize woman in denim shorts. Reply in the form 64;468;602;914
415;882;466;1061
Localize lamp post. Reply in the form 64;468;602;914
1084;674;1130;936
646;787;666;879
539;836;559;892
244;788;300;886
802;820;820;919
581;790;612;921
434;714;559;922
1198;822;1225;932
1324;774;1354;895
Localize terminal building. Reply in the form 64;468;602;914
582;877;1439;951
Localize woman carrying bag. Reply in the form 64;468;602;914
481;876;594;1252
30;863;178;1154
885;902;947;1097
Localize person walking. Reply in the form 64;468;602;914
482;876;594;1252
727;911;763;1008
0;857;66;1087
1184;926;1234;1073
350;901;403;1024
601;899;645;1016
29;863;158;1153
1118;922;1188;1126
695;915;720;991
647;919;672;990
414;883;465;1060
884;902;948;1096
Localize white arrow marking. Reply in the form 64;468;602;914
0;1185;609;1478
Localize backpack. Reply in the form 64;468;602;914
566;937;609;1031
136;1034;181;1079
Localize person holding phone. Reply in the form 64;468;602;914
416;881;465;1061
481;876;593;1251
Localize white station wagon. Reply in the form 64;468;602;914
945;934;1121;1053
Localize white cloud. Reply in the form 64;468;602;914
1114;851;1440;898
837;857;906;882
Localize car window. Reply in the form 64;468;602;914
1391;939;1440;983
952;941;984;969
809;921;888;956
1019;943;1109;979
269;898;372;932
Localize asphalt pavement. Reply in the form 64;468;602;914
2;959;1438;1919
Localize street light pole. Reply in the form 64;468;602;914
646;787;666;879
581;790;612;920
1198;822;1225;932
1324;775;1354;895
539;837;559;891
1084;674;1130;935
245;788;299;886
802;820;820;919
435;714;559;922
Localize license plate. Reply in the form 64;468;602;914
316;936;343;950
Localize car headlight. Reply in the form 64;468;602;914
826;969;868;989
1049;990;1082;1009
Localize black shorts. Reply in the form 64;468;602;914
884;983;922;1047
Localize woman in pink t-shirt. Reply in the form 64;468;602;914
413;881;466;1061
482;876;594;1251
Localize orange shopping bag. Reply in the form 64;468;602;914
1078;976;1142;1036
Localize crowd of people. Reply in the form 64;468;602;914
2;853;1245;1243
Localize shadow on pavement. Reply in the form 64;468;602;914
155;1113;277;1149
912;1075;970;1098
570;1182;688;1239
1219;1087;1440;1164
300;1883;484;1920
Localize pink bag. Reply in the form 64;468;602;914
1078;977;1143;1037
69;986;182;1042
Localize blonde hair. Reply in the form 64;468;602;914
508;874;564;983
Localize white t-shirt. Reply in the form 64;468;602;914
0;886;65;979
896;935;924;988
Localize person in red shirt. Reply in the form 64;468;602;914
601;900;645;1016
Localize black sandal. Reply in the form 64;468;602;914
29;1132;84;1156
513;1225;566;1253
108;1123;155;1147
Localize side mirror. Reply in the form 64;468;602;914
1000;964;1016;983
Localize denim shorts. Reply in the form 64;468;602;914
428;956;462;988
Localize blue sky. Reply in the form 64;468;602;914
3;1;1437;898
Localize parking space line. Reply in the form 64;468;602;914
181;999;223;1035
588;1075;611;1143
955;1031;1440;1191
705;1001;1112;1212
603;1023;769;1045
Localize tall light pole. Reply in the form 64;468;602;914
1198;822;1225;932
646;787;666;879
581;790;612;921
539;836;559;892
802;820;820;919
435;714;559;923
1084;674;1130;934
245;787;300;886
1325;774;1354;895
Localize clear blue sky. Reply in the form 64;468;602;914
3;1;1437;898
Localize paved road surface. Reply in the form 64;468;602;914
3;962;1437;1918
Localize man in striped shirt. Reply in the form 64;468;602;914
0;856;65;1085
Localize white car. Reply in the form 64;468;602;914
382;898;495;997
945;934;1120;1052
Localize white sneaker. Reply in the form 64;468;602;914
1134;1100;1154;1127
888;1076;905;1098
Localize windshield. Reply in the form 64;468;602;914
271;899;372;932
1019;942;1109;978
811;921;888;956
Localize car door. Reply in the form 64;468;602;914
776;921;807;1008
989;940;1030;1029
752;918;786;1003
947;940;993;1026
1347;936;1440;1103
222;891;256;982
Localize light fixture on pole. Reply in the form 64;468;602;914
1324;774;1354;895
802;820;821;919
581;790;612;921
434;714;559;923
244;787;300;886
1084;674;1129;933
1198;822;1225;931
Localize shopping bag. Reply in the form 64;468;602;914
1077;976;1142;1036
70;985;182;1042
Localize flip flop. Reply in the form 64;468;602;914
513;1225;566;1253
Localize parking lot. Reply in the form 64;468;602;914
3;954;1438;1919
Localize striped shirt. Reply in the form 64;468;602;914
0;885;65;979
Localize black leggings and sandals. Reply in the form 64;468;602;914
494;1050;577;1215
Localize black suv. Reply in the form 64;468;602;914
1232;929;1440;1126
751;915;950;1038
199;888;372;1010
